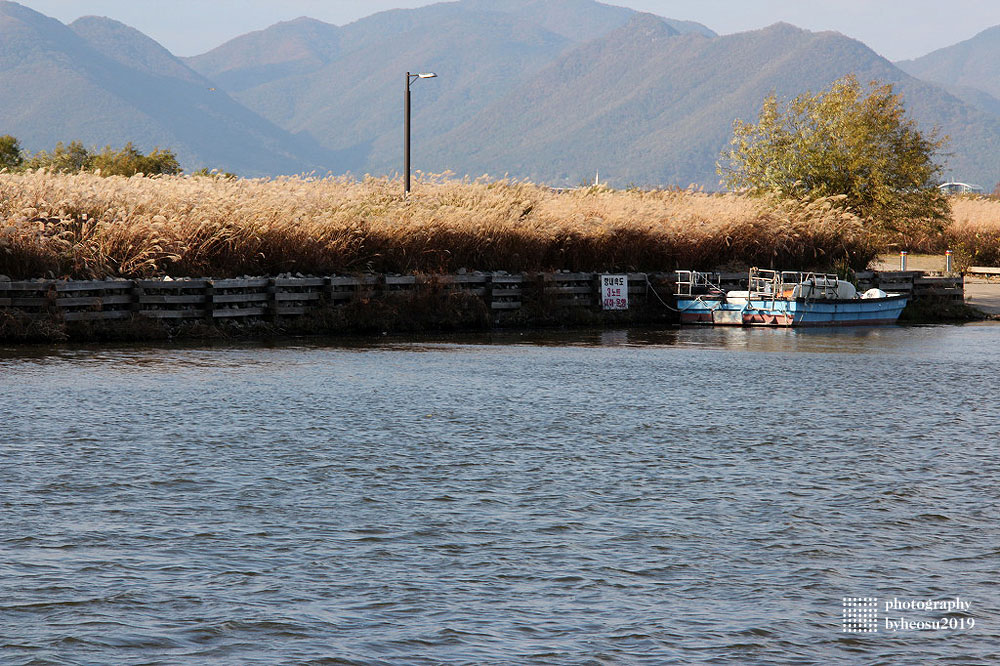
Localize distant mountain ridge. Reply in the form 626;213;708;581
183;2;1000;188
896;24;1000;147
3;0;1000;189
897;25;1000;99
0;1;345;175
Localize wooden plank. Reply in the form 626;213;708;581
546;286;592;294
63;310;132;322
11;298;49;307
212;278;270;289
914;277;963;287
967;266;1000;276
57;295;133;308
273;277;325;288
212;307;267;318
275;292;321;302
328;276;362;287
914;287;965;297
453;274;489;284
56;280;133;292
417;275;486;287
491;275;523;285
7;282;54;291
212;293;268;304
491;288;521;298
276;306;309;315
386;276;418;286
139;294;207;305
96;295;134;306
543;272;593;282
491;301;522;310
136;279;208;290
139;310;204;319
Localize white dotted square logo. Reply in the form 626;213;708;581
843;597;878;633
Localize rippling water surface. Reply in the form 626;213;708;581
3;325;999;664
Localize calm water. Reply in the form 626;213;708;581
2;324;999;665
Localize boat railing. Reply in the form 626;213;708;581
748;268;840;300
675;270;722;297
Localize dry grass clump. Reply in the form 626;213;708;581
946;198;1000;267
0;170;878;280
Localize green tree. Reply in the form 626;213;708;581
718;75;949;238
0;134;24;170
25;140;93;172
91;142;180;176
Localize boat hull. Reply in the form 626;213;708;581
676;295;908;327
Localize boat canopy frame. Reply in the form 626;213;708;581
675;270;723;297
747;268;841;300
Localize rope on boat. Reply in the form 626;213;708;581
644;275;722;313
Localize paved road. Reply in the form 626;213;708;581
965;278;1000;315
872;254;1000;315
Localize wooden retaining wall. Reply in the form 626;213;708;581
855;271;965;302
0;272;659;323
0;270;965;324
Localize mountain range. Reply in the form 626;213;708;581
2;0;1000;189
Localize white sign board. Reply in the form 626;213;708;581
601;274;628;310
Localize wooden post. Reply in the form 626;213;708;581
536;273;547;302
204;280;215;321
484;273;494;310
322;276;334;305
129;280;142;315
267;278;278;320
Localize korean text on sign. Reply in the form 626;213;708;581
601;275;628;310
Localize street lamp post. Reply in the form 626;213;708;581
404;71;437;195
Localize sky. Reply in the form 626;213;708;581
14;0;1000;61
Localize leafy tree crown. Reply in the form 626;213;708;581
718;75;949;236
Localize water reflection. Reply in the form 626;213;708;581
2;321;998;366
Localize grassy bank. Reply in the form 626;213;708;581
1;171;880;280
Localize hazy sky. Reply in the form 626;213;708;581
15;0;1000;60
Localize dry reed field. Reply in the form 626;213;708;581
1;170;884;280
946;198;1000;267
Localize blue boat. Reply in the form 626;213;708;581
675;268;908;327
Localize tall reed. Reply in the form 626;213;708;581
0;171;879;279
